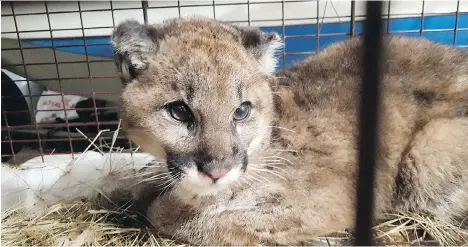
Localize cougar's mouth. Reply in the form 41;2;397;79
165;151;248;196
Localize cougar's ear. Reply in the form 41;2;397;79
112;19;164;83
235;26;283;75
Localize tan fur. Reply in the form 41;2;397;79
107;17;468;245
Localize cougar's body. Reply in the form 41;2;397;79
101;17;468;245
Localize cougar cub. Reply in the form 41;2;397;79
106;17;468;245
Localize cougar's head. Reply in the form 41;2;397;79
112;17;282;197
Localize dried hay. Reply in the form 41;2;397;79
3;201;467;246
374;211;468;246
1;127;468;246
1;200;179;246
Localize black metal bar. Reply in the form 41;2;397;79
3;120;122;130
420;0;425;37
2;26;117;34
44;2;75;157
1;6;144;17
110;0;116;27
9;1;46;162
247;0;250;26
2;60;113;67
355;1;384;246
142;0;149;25
316;0;320;52
2;43;115;51
2;92;119;99
77;1;105;150
386;1;391;33
2;106;119;114
454;0;460;46
213;0;216;19
177;0;181;17
0;77;119;84
350;0;356;37
1;97;18;163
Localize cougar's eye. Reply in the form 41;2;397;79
166;101;194;122
233;101;252;121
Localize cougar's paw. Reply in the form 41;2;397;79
219;228;260;246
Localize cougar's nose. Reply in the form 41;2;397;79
197;164;229;182
194;153;230;182
203;169;228;182
196;161;229;182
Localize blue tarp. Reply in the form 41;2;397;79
23;14;468;69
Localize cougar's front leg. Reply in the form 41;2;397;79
394;118;468;223
147;173;356;245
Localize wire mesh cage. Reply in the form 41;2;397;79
2;1;468;245
1;0;467;165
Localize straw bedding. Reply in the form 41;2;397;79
3;199;467;246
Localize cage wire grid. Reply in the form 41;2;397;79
1;0;468;165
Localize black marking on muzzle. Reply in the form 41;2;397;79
166;152;192;179
241;152;248;172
